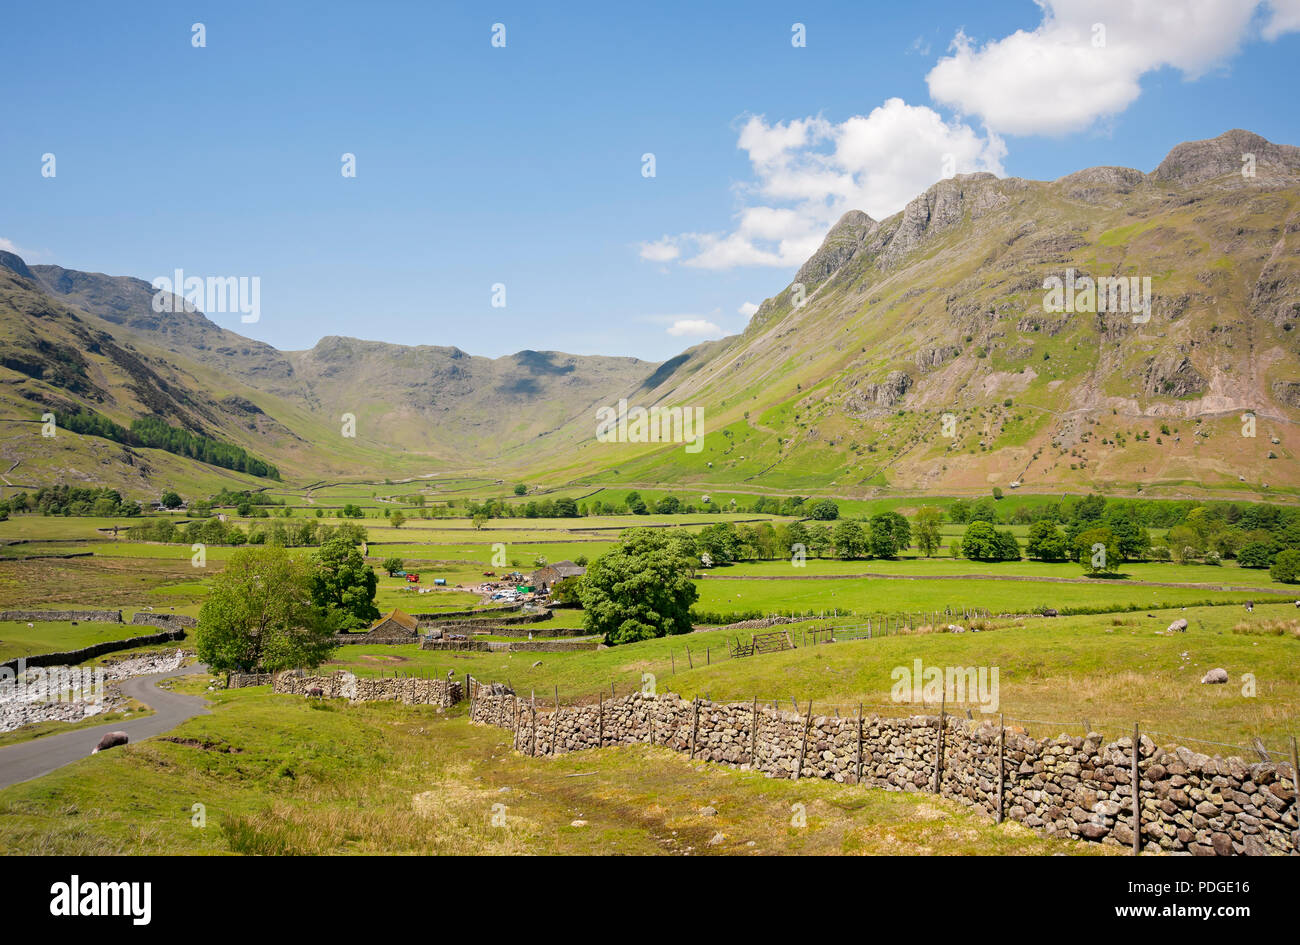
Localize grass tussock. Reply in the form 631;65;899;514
1232;619;1300;638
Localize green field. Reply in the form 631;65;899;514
0;678;1101;855
0;620;153;662
3;501;1299;857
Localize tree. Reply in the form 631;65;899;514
554;497;579;518
579;528;698;645
1075;526;1120;576
513;483;527;496
832;520;867;559
809;499;840;521
654;495;681;514
1166;525;1202;565
961;521;1020;561
868;511;910;559
914;507;942;557
1238;542;1273;569
382;556;404;576
309;537;379;630
472;513;488;530
195;545;337;674
697;522;741;565
1025;521;1070;561
161;491;183;509
390;510;406;528
968;497;999;523
1270;549;1300;584
551;575;584;604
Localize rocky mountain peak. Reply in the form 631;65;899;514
1152;129;1300;185
791;209;877;291
0;250;36;283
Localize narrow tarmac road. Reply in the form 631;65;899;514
0;664;210;791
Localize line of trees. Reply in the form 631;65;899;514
127;517;367;548
2;486;142;518
55;409;280;480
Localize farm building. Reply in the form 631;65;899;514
362;608;420;642
530;560;586;592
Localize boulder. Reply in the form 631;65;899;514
92;731;129;754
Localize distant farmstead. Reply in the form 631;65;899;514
530;560;586;591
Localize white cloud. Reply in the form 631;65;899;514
0;238;28;255
1263;0;1300;38
927;0;1296;136
667;318;726;338
638;236;681;262
738;301;760;316
649;98;1005;271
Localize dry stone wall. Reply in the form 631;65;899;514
0;609;123;623
227;672;274;688
131;613;197;630
470;690;1297;856
0;628;186;674
273;670;462;707
420;638;599;653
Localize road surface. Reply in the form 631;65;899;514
0;664;210;790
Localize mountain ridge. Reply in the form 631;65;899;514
2;128;1298;500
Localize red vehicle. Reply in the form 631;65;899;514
406;573;420;583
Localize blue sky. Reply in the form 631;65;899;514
3;0;1299;361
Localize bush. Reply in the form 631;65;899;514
1238;542;1273;569
1270;549;1300;584
809;499;839;521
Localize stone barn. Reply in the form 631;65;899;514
530;560;586;592
362;609;420;642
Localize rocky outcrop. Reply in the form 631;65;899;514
792;210;876;291
845;371;912;417
1273;381;1300;409
1251;260;1300;328
913;346;962;371
1152;129;1300;186
879;174;1001;268
1141;356;1207;399
1055;165;1147;204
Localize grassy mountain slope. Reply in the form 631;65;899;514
576;130;1300;501
2;129;1298;502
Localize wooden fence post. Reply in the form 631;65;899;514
794;700;813;781
1131;722;1141;856
996;713;1005;823
689;697;699;759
